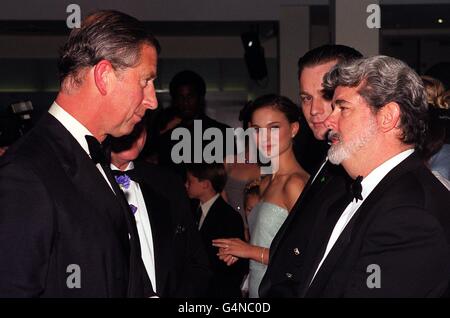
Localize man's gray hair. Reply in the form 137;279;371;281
323;55;428;150
58;10;160;92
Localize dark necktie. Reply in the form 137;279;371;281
348;175;363;202
85;136;124;196
85;135;110;166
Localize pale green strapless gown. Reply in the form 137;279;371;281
247;201;288;298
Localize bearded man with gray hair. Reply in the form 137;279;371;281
297;55;450;297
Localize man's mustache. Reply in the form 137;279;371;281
326;129;341;145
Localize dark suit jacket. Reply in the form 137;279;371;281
259;160;348;297
130;162;211;297
198;196;248;297
301;152;450;297
293;117;330;175
156;114;231;178
0;114;150;297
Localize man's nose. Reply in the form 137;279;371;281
143;82;158;110
310;97;327;116
323;108;338;130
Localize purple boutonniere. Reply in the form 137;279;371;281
129;204;138;215
115;174;131;190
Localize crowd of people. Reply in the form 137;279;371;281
0;10;449;298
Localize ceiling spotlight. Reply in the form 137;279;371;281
241;31;268;81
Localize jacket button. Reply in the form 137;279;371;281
293;248;300;255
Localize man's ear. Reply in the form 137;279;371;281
378;102;401;132
202;179;212;191
93;60;114;95
136;129;147;152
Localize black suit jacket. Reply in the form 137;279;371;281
301;152;450;297
293;117;330;175
156;114;231;178
259;160;348;297
199;196;248;297
129;162;211;297
0;114;149;297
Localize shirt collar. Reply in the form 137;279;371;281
200;193;220;216
48;102;94;157
111;161;135;171
360;148;415;201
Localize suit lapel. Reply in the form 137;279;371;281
304;202;358;297
42;114;130;241
297;184;350;295
199;196;222;235
270;160;337;257
138;180;172;295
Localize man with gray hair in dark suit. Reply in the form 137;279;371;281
0;10;160;297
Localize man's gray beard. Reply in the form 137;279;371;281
328;141;351;165
328;119;378;165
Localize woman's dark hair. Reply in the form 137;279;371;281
244;94;301;124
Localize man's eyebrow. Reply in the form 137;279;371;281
143;70;157;78
334;99;350;106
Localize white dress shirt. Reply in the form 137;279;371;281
111;162;157;293
198;193;220;230
48;102;114;193
311;149;415;283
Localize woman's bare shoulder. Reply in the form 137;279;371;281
285;172;309;191
283;172;310;211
